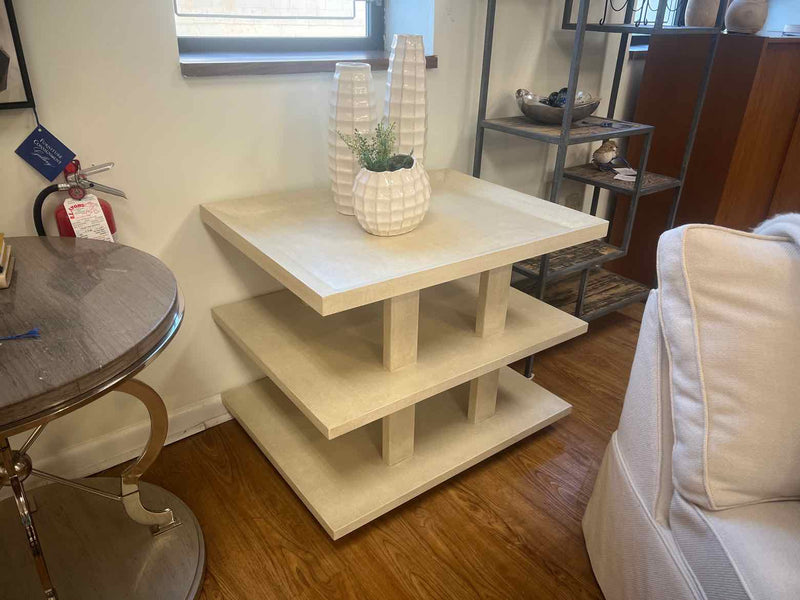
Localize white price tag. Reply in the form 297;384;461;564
63;194;114;242
613;166;637;183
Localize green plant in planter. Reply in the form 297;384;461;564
338;122;414;172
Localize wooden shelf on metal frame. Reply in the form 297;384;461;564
562;163;680;196
562;22;722;35
514;239;623;283
512;161;680;286
512;160;677;317
472;0;725;330
477;114;657;320
476;111;663;310
480;115;652;146
514;267;650;322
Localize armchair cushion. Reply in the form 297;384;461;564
657;224;800;510
671;493;800;600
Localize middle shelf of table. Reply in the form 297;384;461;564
212;273;587;441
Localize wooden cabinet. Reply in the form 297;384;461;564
609;34;800;284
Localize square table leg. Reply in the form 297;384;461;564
382;405;415;465
469;264;512;423
468;369;500;424
475;265;512;336
383;290;420;371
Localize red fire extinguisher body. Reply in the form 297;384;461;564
33;159;125;237
54;198;117;237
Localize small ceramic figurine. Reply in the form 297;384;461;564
592;141;618;167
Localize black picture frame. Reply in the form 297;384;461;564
0;0;34;110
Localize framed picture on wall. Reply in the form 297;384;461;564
0;0;34;109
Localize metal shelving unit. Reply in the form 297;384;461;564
472;0;726;327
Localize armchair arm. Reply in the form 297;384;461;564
616;290;674;522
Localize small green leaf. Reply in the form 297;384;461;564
337;122;412;172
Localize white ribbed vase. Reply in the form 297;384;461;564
329;62;376;215
352;159;431;236
384;34;427;165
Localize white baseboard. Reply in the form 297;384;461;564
1;393;231;499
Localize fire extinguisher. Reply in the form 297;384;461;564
33;159;126;237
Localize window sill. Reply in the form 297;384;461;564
180;50;439;77
628;44;649;58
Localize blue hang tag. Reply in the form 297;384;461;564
15;125;76;181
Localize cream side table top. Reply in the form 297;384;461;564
200;169;607;315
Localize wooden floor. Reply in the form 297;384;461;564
109;304;644;600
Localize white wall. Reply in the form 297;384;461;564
0;0;613;471
386;0;436;52
763;0;800;33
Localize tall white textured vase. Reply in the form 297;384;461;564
384;34;427;165
329;62;376;215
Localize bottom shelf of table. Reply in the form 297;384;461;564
223;366;571;540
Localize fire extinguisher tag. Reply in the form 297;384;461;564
63;194;114;243
15;125;76;181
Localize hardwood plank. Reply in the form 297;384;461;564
103;307;642;599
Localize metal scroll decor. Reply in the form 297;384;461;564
599;0;685;26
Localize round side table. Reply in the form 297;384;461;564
0;237;204;599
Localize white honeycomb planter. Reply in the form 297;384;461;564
329;62;376;215
384;34;427;165
352;159;431;237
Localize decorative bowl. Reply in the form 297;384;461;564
515;89;601;125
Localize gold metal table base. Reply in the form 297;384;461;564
0;241;191;598
0;478;205;600
0;376;204;599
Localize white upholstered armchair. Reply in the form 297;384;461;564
583;222;800;600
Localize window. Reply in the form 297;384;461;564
175;0;384;54
630;0;686;27
630;0;687;51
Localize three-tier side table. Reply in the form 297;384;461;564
201;169;607;539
